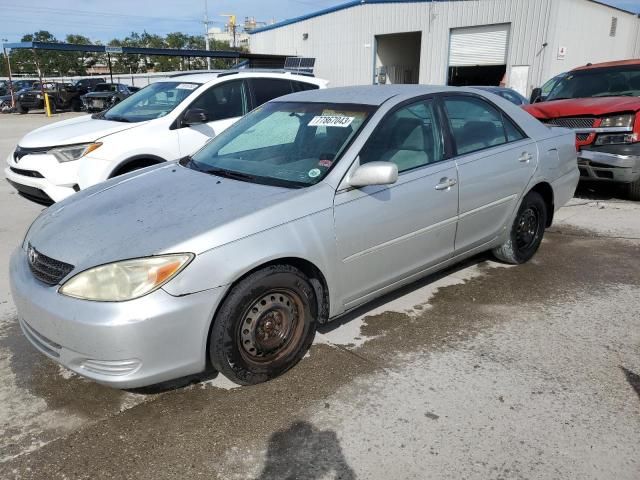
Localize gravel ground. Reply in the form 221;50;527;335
0;112;638;479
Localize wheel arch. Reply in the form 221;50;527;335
109;154;166;178
528;181;555;227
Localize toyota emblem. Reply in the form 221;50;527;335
28;246;38;265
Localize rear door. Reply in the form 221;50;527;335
177;79;249;156
441;94;538;252
247;78;294;108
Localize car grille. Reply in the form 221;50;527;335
27;245;74;285
10;166;44;178
543;117;596;129
14;145;49;162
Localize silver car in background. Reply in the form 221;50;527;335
10;85;579;388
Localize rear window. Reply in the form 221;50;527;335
249;78;294;106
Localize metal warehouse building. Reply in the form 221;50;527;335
249;0;640;96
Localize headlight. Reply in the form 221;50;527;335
600;114;634;128
48;142;102;162
59;254;193;302
594;133;637;146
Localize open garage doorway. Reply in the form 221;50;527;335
375;32;421;84
447;24;509;86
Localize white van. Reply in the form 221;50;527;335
5;71;327;204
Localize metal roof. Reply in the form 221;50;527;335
1;41;286;61
249;0;638;35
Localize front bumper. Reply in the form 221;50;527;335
5;150;81;203
9;247;225;388
577;147;640;183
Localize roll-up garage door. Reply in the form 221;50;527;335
449;24;510;67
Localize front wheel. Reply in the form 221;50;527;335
493;191;547;264
209;265;318;385
623;178;640;201
17;102;28;114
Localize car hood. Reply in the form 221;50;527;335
18;114;145;147
523;96;640;119
25;164;330;271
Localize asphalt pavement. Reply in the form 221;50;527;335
0;112;638;480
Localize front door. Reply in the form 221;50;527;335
333;98;459;308
441;94;538;252
177;79;249;157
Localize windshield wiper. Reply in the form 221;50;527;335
104;115;131;123
203;167;257;183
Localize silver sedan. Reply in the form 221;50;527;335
10;85;579;388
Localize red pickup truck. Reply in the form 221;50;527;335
523;60;640;200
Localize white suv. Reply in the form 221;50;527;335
5;71;327;204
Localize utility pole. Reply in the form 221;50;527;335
203;0;211;70
2;39;15;109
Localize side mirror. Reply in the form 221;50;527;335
349;161;398;188
182;108;209;126
529;87;542;104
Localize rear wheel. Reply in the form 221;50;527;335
209;265;318;385
493;191;547;264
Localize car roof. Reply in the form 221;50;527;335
273;84;463;106
167;70;322;85
572;59;640;71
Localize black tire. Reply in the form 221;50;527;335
209;265;318;385
17;103;28;114
71;98;82;112
623;179;640;201
493;191;547;264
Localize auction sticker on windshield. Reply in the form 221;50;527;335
308;115;355;127
176;83;199;90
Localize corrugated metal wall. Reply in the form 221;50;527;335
249;0;640;93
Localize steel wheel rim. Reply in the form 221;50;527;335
515;206;540;251
238;289;305;364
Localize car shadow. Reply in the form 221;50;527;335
575;182;626;201
319;251;492;335
254;420;356;480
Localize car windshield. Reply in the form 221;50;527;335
187;101;374;188
103;81;200;122
94;84;118;92
546;65;640;101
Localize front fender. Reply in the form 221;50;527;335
162;208;342;317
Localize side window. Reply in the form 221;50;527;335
291;81;319;92
444;97;509;155
249;78;293;106
500;90;522;105
190;80;247;122
504;115;525;142
359;99;444;173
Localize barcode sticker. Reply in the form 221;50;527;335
308;115;355;128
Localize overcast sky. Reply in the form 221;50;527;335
0;0;638;43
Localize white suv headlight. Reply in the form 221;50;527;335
49;142;102;163
600;114;634;128
59;254;193;302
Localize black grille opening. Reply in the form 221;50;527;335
10;166;44;178
27;245;74;285
576;133;590;141
544;117;596;129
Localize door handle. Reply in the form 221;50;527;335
435;177;457;191
519;152;533;163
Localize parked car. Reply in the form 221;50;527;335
10;85;579;388
73;77;106;95
0;80;39;112
5;71;327;205
81;83;137;112
470;86;529;105
524;60;640;200
15;82;83;114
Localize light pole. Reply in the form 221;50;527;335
203;0;211;70
1;39;15;109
